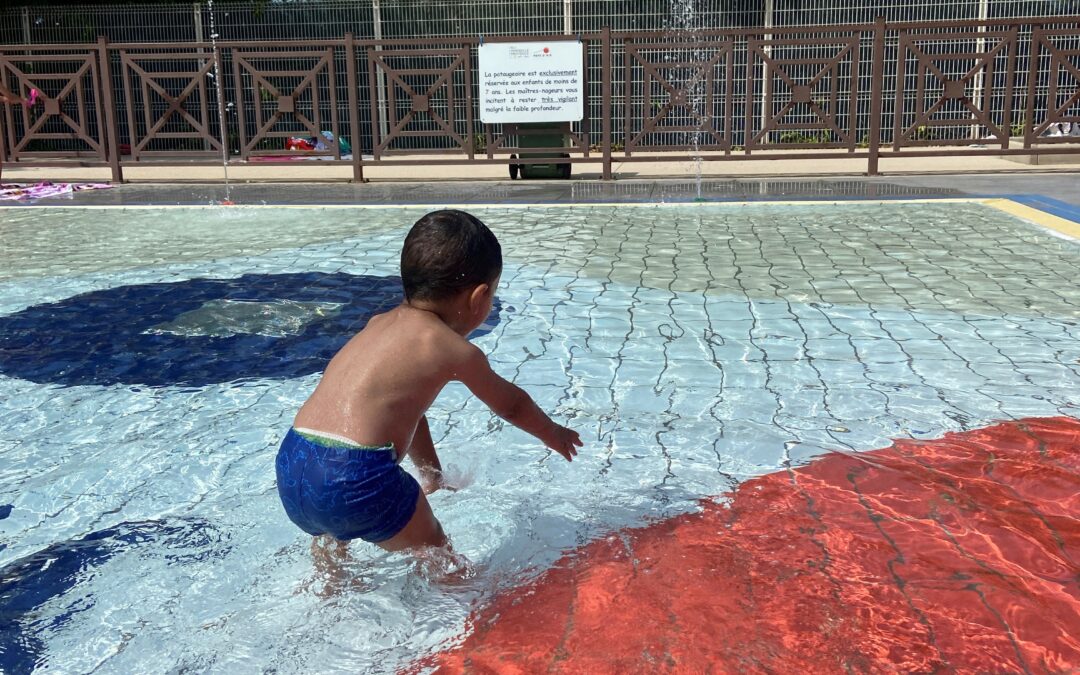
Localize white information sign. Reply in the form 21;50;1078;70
478;41;584;123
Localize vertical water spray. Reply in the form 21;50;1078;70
207;0;233;204
669;0;707;200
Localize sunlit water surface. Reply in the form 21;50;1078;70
1;203;1078;672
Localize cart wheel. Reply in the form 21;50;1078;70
509;154;519;180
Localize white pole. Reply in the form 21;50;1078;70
971;0;989;140
194;3;211;151
373;0;389;142
759;0;774;145
564;0;572;35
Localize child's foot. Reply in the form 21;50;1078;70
309;535;369;597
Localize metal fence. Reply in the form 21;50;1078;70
1;15;1078;181
6;1;1079;43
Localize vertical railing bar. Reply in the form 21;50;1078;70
140;63;152;154
1000;27;1018;150
194;2;210;152
579;38;589;157
312;53;323;144
914;38;926;147
119;51;137;159
232;49;247;160
327;47;341;161
867;17;885;174
464;43;475;161
623;41;631;156
724;40;734;154
344;32;364;181
17;60;31;159
601;25;612;179
97;37;123;182
199;49;211;154
4;59;20;162
744;39;755;154
367;46;381;159
0;76;8;175
971;0;989;140
892;31;907;151
762;38;775;149
848;36;860;152
1023;26;1040;150
0;104;6;182
384;51;398;155
76;59;88;145
214;42;229;164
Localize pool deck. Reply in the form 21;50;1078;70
2;149;1079;187
4;172;1078;218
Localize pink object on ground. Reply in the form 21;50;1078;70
0;182;112;202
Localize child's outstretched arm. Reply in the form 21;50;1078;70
456;345;582;461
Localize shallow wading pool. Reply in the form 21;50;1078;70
1;200;1078;672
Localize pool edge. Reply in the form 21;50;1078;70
981;198;1080;241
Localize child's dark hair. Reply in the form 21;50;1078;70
401;210;502;301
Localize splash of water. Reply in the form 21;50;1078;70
207;0;233;204
669;0;707;200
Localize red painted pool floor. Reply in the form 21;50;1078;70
416;417;1080;673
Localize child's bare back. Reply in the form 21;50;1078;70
295;305;471;462
275;210;582;558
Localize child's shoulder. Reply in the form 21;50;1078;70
373;307;473;356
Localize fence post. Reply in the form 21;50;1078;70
601;25;612;180
96;37;123;183
344;32;364;182
866;17;885;176
1024;27;1040;151
0;111;6;185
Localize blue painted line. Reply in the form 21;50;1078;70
988;194;1080;226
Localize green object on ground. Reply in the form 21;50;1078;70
511;122;572;180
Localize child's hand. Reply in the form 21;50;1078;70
543;424;583;462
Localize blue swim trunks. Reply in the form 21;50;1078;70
275;427;420;543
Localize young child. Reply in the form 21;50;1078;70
275;209;582;554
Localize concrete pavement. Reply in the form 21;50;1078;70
2;150;1078;184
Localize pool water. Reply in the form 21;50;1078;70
1;201;1078;673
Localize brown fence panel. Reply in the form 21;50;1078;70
118;49;223;159
0;16;1078;181
0;47;109;163
746;34;862;151
366;45;472;158
892;28;1019;151
232;46;342;160
1027;27;1080;148
622;37;734;155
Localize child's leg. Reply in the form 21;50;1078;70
376;490;448;552
309;534;355;597
406;415;444;494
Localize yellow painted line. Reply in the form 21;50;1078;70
980;198;1080;241
0;198;988;210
